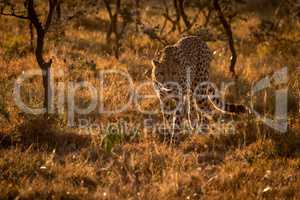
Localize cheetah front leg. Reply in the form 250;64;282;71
163;96;185;144
156;86;184;143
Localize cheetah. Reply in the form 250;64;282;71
152;35;248;136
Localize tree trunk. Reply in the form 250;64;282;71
42;65;52;113
135;0;140;32
27;0;57;115
114;0;121;59
103;0;121;59
103;0;113;43
35;29;53;114
213;0;237;77
1;0;57;115
56;0;61;22
29;22;34;52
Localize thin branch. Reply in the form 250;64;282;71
0;11;28;19
45;0;58;31
102;0;113;20
26;0;43;32
178;0;191;30
204;7;212;27
0;6;29;19
162;0;179;33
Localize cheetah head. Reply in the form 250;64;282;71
151;59;166;83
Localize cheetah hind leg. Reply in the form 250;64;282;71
191;97;215;134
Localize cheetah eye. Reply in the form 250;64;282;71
151;59;161;68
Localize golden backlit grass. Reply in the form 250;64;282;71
0;4;300;200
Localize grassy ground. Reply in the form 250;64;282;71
0;3;300;200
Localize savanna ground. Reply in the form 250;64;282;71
0;1;300;199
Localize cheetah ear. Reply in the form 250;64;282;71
151;59;160;67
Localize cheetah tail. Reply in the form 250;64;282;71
207;95;250;114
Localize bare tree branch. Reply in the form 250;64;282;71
45;0;57;31
103;0;113;20
1;0;58;114
0;11;27;19
162;0;180;33
0;4;29;19
102;0;124;59
204;7;212;27
178;0;191;30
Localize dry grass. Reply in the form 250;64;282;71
0;3;299;200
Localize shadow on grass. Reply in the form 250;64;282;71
181;120;300;164
0;116;91;155
74;16;109;32
64;36;111;57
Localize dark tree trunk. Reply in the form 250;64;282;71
36;30;53;112
29;22;34;51
114;0;121;59
56;0;61;22
103;0;122;59
27;0;57;114
103;0;113;43
135;0;140;32
0;0;58;115
213;0;237;77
